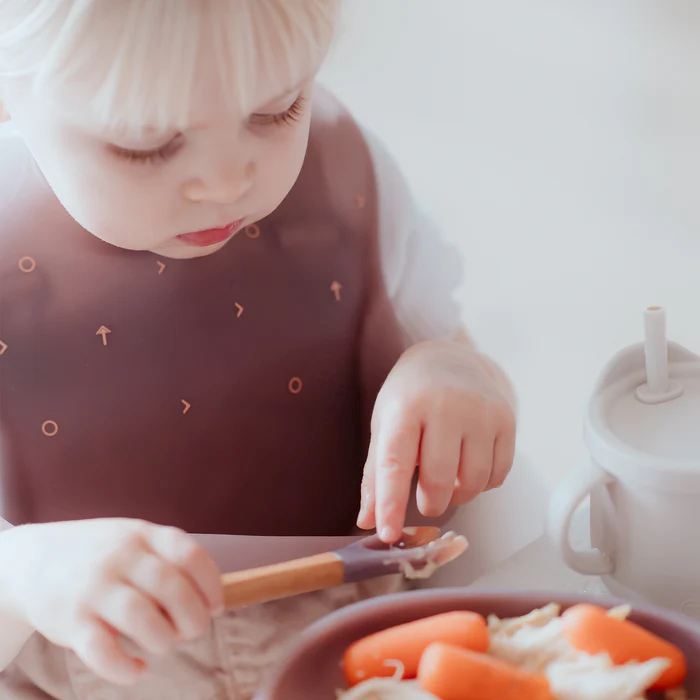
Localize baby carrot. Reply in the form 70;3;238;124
561;604;687;690
342;611;488;686
418;642;554;700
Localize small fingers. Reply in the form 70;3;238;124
487;419;516;490
147;526;224;617
126;552;209;643
450;435;494;506
417;420;461;518
71;618;145;686
97;584;178;655
374;413;421;543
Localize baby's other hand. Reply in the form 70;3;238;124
357;340;516;543
0;518;223;685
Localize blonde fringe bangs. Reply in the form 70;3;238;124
0;0;338;132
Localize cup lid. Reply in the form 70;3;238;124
584;308;700;491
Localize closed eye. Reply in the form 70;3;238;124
110;134;184;165
109;94;306;165
250;95;305;128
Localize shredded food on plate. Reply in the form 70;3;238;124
336;603;692;700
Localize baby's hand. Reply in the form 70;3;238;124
0;518;223;685
357;340;516;542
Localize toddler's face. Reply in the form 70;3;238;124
5;69;313;259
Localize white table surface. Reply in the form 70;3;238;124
431;503;609;595
469;533;608;595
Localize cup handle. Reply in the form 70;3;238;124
547;462;615;576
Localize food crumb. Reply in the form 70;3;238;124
399;560;438;580
383;659;405;681
607;604;632;621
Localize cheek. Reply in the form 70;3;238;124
10;103;177;251
45;162;159;248
22;132;171;249
258;122;311;203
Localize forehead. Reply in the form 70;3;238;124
20;0;331;137
41;49;309;139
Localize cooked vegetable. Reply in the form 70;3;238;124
417;642;554;700
342;611;488;686
561;604;687;690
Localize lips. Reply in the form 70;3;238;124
177;219;244;247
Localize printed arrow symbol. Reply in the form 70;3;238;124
157;261;166;275
330;281;342;302
0;341;7;356
235;303;244;318
181;400;191;415
96;326;111;346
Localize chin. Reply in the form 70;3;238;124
150;238;231;260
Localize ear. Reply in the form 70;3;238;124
0;102;10;122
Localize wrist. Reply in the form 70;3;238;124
404;338;492;375
405;338;518;415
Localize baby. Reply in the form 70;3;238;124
0;1;516;698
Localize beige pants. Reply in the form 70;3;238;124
0;577;405;700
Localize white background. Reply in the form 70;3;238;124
320;0;700;579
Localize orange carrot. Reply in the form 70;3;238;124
562;604;687;690
342;611;488;686
418;642;554;700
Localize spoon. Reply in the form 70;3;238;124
221;527;468;609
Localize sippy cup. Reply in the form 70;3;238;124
548;307;700;618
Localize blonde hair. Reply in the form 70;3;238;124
0;0;338;133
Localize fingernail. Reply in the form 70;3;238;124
380;527;396;543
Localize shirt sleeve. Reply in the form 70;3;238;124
364;129;465;346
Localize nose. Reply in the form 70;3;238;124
183;159;253;204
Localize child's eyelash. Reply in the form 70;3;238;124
111;137;183;165
251;95;306;127
111;96;306;165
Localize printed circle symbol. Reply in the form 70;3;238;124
288;377;303;395
19;256;36;273
42;420;59;437
245;224;261;239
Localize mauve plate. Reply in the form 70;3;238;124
254;588;700;700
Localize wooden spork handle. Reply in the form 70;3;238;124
221;552;345;609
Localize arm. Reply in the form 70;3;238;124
358;131;517;541
0;523;35;671
364;128;515;415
